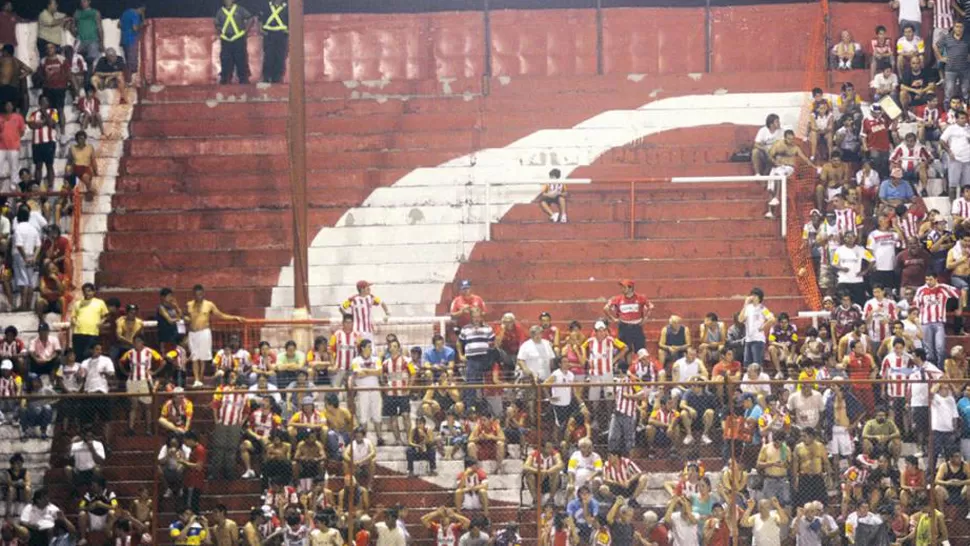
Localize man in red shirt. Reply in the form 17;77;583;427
449;280;487;329
420;506;469;546
0;99;23;192
39;42;67;133
861;104;893;176
603;280;654;352
495;312;526;369
454;457;489;516
0;3;20;49
180;431;206;514
641;511;670;546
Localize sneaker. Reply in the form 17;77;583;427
550;212;560;222
702;434;713;445
683;434;694;446
559;213;567;223
241;470;256;479
768;197;780;206
764;211;775;219
192;381;204;388
163;488;173;498
914;451;924;458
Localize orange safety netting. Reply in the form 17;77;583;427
786;0;828;312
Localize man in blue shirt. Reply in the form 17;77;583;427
566;485;599;543
119;3;145;85
956;384;970;458
422;334;456;379
878;167;916;206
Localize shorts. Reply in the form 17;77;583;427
83;396;111;423
126;378;151;404
475;440;497;461
188;329;213;361
86;511;109;531
912;406;929;433
0;483;27;502
356;390;382;424
43;88;65;112
72;468;95;487
31;142;55;167
38;299;63;316
552;400;578;427
123;42;139;73
382;395;410;417
587;374;614;401
540;194;561;205
297;459;319;479
72;165;92;180
0;85;17;110
651;428;672;447
827;425;854;456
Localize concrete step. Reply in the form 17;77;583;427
491;219;779;240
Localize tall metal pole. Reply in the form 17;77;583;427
287;0;310;312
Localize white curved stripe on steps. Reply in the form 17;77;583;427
267;91;809;317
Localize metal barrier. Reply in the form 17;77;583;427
5;372;964;545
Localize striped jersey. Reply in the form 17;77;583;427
166;346;188;371
288;408;325;428
0;374;21;397
213;349;239;372
213;385;250;426
896;209;923;241
583;335;627;376
834;208;859;235
121;347;162;381
29;109;58;144
328;329;360;372
914;283;960;323
891;142;933;172
457;467;487;489
604;456;642;484
458;323;495;357
161;399;193;427
0;339;24;359
340;294;381;334
953;197;970;220
382;355;415;396
881;352;914;398
528;449;560;471
863;298;898;342
935;0;955;29
247;408;281;437
650;406;678;426
613;376;641;417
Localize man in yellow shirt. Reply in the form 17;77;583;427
70;282;108;360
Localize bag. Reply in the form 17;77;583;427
731;147;752;162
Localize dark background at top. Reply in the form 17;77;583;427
28;0;871;22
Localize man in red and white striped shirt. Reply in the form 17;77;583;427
120;335;161;435
27;95;58;189
880;338;913;431
339;280;389;341
890;133;932;190
327;315;360;389
952;185;970;229
894;203;925;242
583;321;629;400
382;339;415;445
241;395;281;478
210;379;252;480
934;0;955;45
915;274;960;365
522;441;564;502
609;361;648;456
832;195;858;236
603;451;648;502
864;286;898;345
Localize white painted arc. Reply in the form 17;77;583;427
267;91;809;318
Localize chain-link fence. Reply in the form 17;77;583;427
3;348;966;546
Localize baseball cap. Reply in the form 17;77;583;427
619;279;635;288
1;360;12;371
594;321;607;330
37;322;50;332
637;348;649;358
459;279;471;290
870;103;882;112
501;312;516;321
302;395;315;405
356;280;370;291
809;208;821;217
173;387;184;394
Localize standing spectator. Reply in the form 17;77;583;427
80;342;113;440
66;130;97;196
914;273;959;364
449;279;486;328
663;497;698;546
21;374;53;439
931;382;960;464
832;232;873;306
328;314;360;389
340;280;389;343
157;434;190;499
608;360;646;454
39;44;68;135
517;325;555;384
0;100;23;192
788;383;824;430
11;206;39;313
867;216;901;296
603;279;653;352
943;113;970;202
73;0;102;68
739;287;775;366
406;416;436;477
382;339;414;445
937;23;970;106
909;348;942;453
186;284;244;387
742;499;789;542
756;432;792;507
896;238;931;291
351;339;384;442
864;285;898;353
70;287;107;363
0;2;21;51
36;0;66;60
894;0;926;37
260;0;287;84
862;407;903;459
215;0;252;85
179;431;206;514
457;308;494;408
210;375;251;479
118;3;145;86
156;287;183;354
584;321;628;430
862;104;893;175
538;168;567;223
954;185;970;230
343;426;376;485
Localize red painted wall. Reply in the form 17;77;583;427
141;4;876;85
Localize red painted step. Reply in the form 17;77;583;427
469;238;785;261
122;149;462;174
501;199;769;223
457;257;792;280
452;278;799;301
490;219;779;241
105;230;291;252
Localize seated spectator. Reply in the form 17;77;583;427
406;415;437;477
891;132;932;190
78;478;118;543
20;488;67;546
523;441;564;506
809;100;835;160
179;431;205;514
566;438;602;499
421;506;469;546
421;370;463;423
933;449;970;517
901;56;937;113
538;168;567;223
871;62;899;102
871;25;895;78
831;29;864;70
157;434;190;500
422;334;456;378
261;430;292;486
879;167;917;209
670;346;707;395
275;340;306;388
658;315;690;366
767;130;814;217
645;396;684;454
250;340;277;386
1;453;29;515
504;399;529;448
291;433;325;494
342;426;375;486
454;457;488;516
90;49;127;104
862;407;902;459
679;378;718;446
566;486;599;542
896;23;924;74
467;409;506;468
20;373;53;439
767;312;799;375
240;395;280;479
247;373;282;409
168;509;207;545
158;387;193;436
437;408;468;460
602;451;648;505
752;114;783;176
336;474;370;521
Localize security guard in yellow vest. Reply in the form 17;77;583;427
261;0;288;83
214;0;253;84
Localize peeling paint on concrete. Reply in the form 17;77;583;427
648;88;663;98
407;208;425;225
463;91;475;101
361;79;391;89
149;85;165;93
215;92;224;102
687;73;703;81
344;212;355;226
439;77;456;95
205;99;219;108
713;88;729;95
498;76;511;86
343;80;360;89
627;74;645;83
256;82;272;90
350;90;360;99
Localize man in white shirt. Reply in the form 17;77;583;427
908;348;941;455
753;113;783;176
374;509;406;546
931;382;960;462
544;365;576;430
516;325;555;383
80;342;115;439
893;0;925;45
66;427;105;492
12;205;41;311
844;501;883;545
20;489;63;544
742;498;788;545
940;110;970;197
866;215;901;295
566;439;602;498
739;287;776;367
788;383;825;430
871;63;900;102
832;232;873;306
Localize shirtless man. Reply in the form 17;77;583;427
185;283;244;388
0;44;29;114
767;129;814;218
323;393;353;458
66;130;96;195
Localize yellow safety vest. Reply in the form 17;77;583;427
262;2;287;32
220;5;246;42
